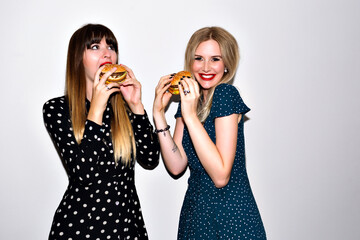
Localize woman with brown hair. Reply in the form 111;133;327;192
153;26;266;239
43;23;159;239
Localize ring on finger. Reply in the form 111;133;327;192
105;85;110;90
184;90;190;95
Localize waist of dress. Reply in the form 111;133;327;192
188;168;250;191
187;170;215;193
188;169;206;181
68;176;135;190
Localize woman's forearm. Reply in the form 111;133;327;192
153;113;188;175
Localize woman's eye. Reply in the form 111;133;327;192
90;44;99;50
194;57;203;61
212;57;221;62
108;45;115;50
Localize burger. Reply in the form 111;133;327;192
100;64;127;84
169;71;192;95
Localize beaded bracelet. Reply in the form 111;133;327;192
154;125;170;134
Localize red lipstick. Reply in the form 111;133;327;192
199;73;216;81
100;62;112;67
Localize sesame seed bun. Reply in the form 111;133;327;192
169;71;192;95
100;64;127;83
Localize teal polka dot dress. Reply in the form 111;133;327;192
175;83;266;239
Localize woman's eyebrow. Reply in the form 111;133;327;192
194;54;222;58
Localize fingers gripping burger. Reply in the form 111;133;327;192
169;71;192;95
100;64;127;84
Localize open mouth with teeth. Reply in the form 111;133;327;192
199;73;216;81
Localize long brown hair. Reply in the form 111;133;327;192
184;27;240;122
65;24;135;165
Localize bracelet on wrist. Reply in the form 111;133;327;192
154;125;170;134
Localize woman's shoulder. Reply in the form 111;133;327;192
213;83;240;100
211;83;250;117
42;96;67;113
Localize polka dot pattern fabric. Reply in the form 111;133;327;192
175;84;266;239
43;96;159;240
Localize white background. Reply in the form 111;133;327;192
0;0;359;239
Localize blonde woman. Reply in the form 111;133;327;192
43;24;159;239
153;27;266;239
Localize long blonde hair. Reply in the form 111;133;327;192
65;24;135;165
184;27;240;122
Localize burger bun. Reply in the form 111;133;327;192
100;64;127;84
169;71;192;95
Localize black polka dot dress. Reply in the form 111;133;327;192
175;84;266;239
43;96;159;240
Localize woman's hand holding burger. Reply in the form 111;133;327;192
166;70;200;121
153;71;199;127
153;73;174;119
177;74;200;123
117;64;144;114
152;73;176;134
87;65;121;125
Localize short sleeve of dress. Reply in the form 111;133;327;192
211;83;250;119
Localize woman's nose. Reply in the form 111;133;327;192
203;60;211;72
103;48;111;58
